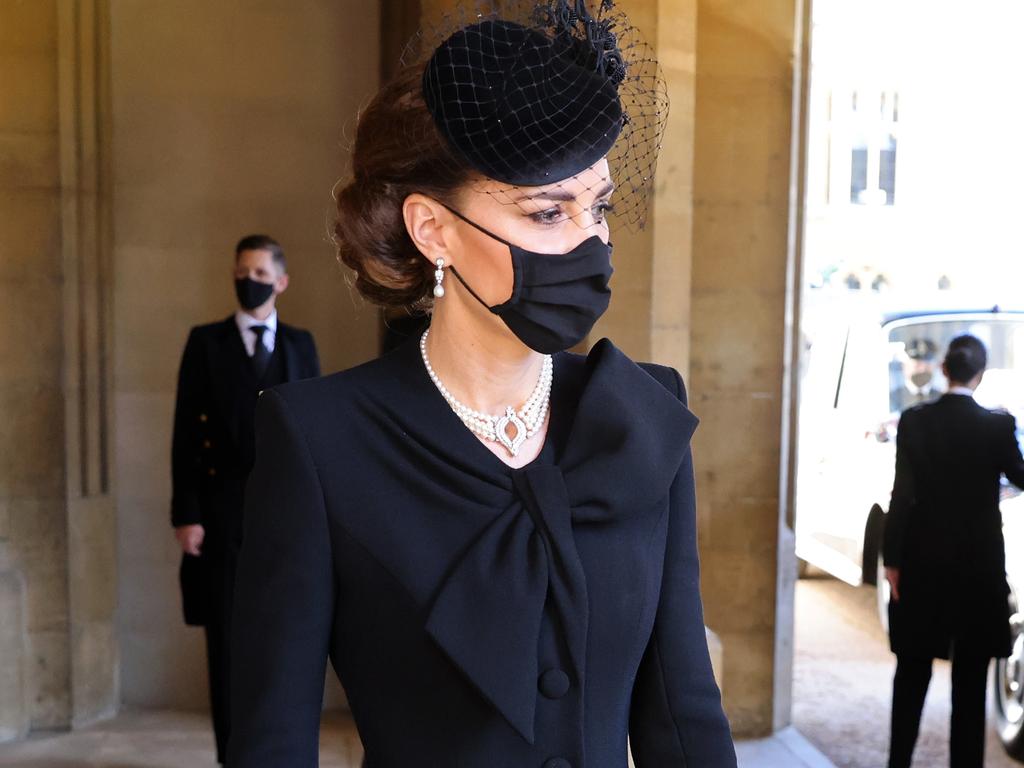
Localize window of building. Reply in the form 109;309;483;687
847;89;899;206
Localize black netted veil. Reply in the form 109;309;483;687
406;0;668;231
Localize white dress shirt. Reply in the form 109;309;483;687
235;309;278;357
948;386;975;397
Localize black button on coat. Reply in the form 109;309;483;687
228;337;736;767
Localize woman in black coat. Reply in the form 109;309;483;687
883;334;1024;768
227;3;736;766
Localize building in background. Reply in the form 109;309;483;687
804;0;1024;299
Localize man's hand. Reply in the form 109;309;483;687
885;566;901;602
175;524;205;556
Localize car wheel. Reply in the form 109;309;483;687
876;551;890;634
995;611;1024;759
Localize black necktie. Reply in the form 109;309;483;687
250;325;270;377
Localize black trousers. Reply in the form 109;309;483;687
203;553;237;765
204;618;229;764
888;651;991;768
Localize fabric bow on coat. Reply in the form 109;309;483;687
424;340;699;743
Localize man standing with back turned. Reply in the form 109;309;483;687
170;235;321;764
884;334;1024;768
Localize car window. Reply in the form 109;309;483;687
886;318;1024;415
886;317;1024;495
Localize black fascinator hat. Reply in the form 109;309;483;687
409;0;668;230
424;18;623;187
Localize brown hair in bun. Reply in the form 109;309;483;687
334;64;470;309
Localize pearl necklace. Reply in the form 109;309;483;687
420;328;552;457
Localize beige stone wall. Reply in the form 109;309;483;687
689;0;802;737
0;2;70;731
649;0;698;379
0;0;120;733
109;0;381;709
592;0;699;374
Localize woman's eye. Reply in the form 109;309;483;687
528;206;565;225
594;201;615;220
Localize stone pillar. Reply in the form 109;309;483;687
0;541;30;741
57;0;120;729
689;0;804;736
0;0;119;735
593;0;806;738
0;0;74;733
649;0;698;378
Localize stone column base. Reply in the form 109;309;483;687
0;542;30;742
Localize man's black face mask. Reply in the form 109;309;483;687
235;277;275;311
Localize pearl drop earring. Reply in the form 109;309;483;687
433;258;446;298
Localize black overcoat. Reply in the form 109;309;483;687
228;337;736;767
883;393;1024;659
171;315;320;625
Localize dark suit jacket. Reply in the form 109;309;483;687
227;337;736;768
883;394;1024;658
171;315;320;625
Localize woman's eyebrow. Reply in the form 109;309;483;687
512;180;616;203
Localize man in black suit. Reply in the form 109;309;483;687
170;234;320;764
883;334;1024;768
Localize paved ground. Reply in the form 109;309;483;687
0;710;362;767
794;571;1022;767
736;727;835;767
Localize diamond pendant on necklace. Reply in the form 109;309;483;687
420;328;552;458
494;406;528;456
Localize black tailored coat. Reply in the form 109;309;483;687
883;394;1024;659
171;315;320;626
228;336;736;768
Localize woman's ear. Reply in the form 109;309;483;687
403;194;454;267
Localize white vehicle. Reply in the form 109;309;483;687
794;298;1024;757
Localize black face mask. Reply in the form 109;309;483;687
442;206;613;354
235;277;275;310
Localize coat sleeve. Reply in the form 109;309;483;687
882;410;918;568
228;389;335;767
996;412;1024;490
306;331;321;378
629;370;737;767
170;328;205;527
